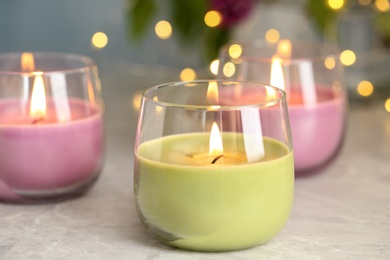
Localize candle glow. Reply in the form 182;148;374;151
21;52;35;72
29;73;47;120
209;122;223;156
267;56;285;100
270;57;285;91
277;40;292;59
207;81;219;104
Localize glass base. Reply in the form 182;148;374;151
143;220;271;252
295;130;346;177
0;171;101;204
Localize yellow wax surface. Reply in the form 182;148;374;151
135;133;294;252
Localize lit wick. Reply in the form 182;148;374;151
211;154;224;164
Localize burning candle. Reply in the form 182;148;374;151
0;52;104;203
134;80;294;251
218;40;346;172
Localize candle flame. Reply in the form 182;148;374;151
207;81;219;104
270;57;285;91
29;73;47;120
268;56;285;100
209;122;223;156
21;52;35;72
276;39;292;59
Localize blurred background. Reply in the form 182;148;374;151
1;0;390;110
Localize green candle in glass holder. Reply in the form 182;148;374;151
134;80;294;252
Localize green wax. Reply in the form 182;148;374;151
135;133;294;252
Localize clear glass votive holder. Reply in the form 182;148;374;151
218;40;347;173
134;80;294;252
0;52;104;203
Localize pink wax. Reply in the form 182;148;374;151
0;98;103;202
288;87;345;171
218;86;345;172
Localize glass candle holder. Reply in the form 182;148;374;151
218;40;346;173
134;80;294;252
0;52;104;203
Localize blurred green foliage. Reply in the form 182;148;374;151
306;0;390;47
127;0;231;63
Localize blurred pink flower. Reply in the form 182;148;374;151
211;0;255;28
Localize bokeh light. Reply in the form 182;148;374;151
265;29;280;44
328;0;345;10
222;62;235;77
132;91;142;111
325;56;336;69
228;44;242;59
340;50;356;66
276;39;292;59
358;0;372;6
180;68;197;81
385;98;390;112
155;20;172;40
204;10;222;27
375;0;390;12
210;59;220;75
357;80;374;97
91;32;108;49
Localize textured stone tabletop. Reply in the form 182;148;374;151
1;61;389;259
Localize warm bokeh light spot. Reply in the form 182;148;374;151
328;0;345;10
228;44;242;59
91;32;108;49
358;0;372;6
155;20;172;40
222;62;235;77
207;81;219;104
180;68;196;81
357;80;374;97
375;0;390;11
340;50;356;66
210;59;219;75
276;39;292;59
385;98;390;112
265;29;280;44
132;91;142;111
325;56;336;69
21;52;35;72
204;10;222;27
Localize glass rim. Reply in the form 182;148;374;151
0;51;97;75
219;39;341;63
142;80;287;110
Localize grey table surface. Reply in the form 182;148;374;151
1;60;389;259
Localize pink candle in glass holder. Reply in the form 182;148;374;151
0;52;104;203
287;88;345;171
218;40;346;173
270;46;346;172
